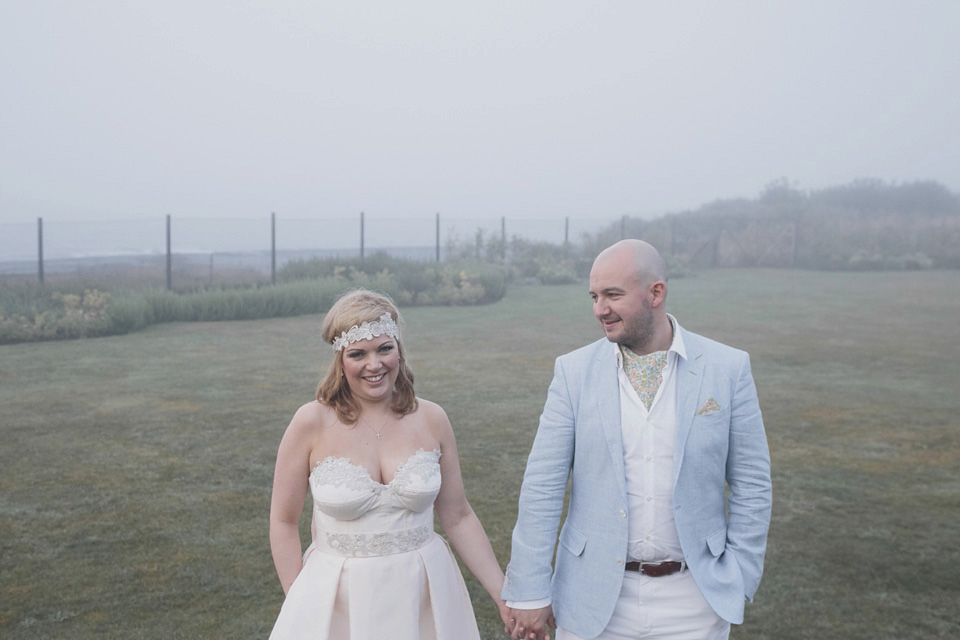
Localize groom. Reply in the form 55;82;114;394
502;240;772;640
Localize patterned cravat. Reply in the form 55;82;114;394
620;345;669;411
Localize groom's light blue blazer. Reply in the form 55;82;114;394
502;324;772;639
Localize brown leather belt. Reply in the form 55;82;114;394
624;561;685;577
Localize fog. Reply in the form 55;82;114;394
1;0;959;225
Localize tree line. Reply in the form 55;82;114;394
592;179;960;270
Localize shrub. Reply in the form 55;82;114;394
277;252;417;284
1;258;509;344
0;287;113;343
536;260;579;285
280;254;508;306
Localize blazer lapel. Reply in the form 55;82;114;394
673;330;705;485
592;345;627;496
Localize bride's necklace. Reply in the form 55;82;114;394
359;412;391;440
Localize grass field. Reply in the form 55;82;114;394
1;270;959;639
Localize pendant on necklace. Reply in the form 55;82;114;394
360;415;386;441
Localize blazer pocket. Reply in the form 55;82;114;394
705;525;727;557
695;408;730;425
559;522;587;557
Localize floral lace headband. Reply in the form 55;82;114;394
332;313;400;351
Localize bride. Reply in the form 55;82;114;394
268;288;511;638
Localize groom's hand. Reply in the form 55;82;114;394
507;605;555;640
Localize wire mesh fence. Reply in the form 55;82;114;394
0;213;615;287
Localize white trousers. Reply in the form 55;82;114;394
557;570;730;640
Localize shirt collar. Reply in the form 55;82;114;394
613;314;686;370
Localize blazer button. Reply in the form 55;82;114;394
619;509;627;518
616;558;624;565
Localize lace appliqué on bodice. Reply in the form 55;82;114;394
311;455;382;492
310;448;441;490
390;448;441;491
309;448;442;523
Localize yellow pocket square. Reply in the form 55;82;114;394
696;398;722;416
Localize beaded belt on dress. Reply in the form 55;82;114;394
314;525;433;557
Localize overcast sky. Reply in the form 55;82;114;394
1;0;958;224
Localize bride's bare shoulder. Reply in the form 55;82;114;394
413;397;446;419
412;398;454;438
285;401;338;438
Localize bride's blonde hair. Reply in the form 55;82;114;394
317;289;417;424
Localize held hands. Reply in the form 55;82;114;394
505;605;556;640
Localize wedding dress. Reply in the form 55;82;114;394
269;448;481;639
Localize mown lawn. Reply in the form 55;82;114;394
1;270;958;639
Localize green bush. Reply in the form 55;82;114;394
113;278;387;326
1;258;510;344
0;286;113;343
535;260;579;285
474;262;508;301
279;254;508;306
277;252;416;283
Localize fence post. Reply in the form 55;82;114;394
621;215;626;240
166;214;172;290
435;212;440;263
790;220;797;268
671;217;677;256
360;211;365;260
271;212;276;285
37;217;44;285
564;216;570;245
501;216;506;262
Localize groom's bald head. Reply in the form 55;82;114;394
593;239;668;290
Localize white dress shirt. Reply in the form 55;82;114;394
618;314;686;563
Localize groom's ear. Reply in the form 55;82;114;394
649;281;666;307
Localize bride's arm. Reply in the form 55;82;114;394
429;402;512;630
269;404;315;594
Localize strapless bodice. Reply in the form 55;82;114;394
307;449;441;557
